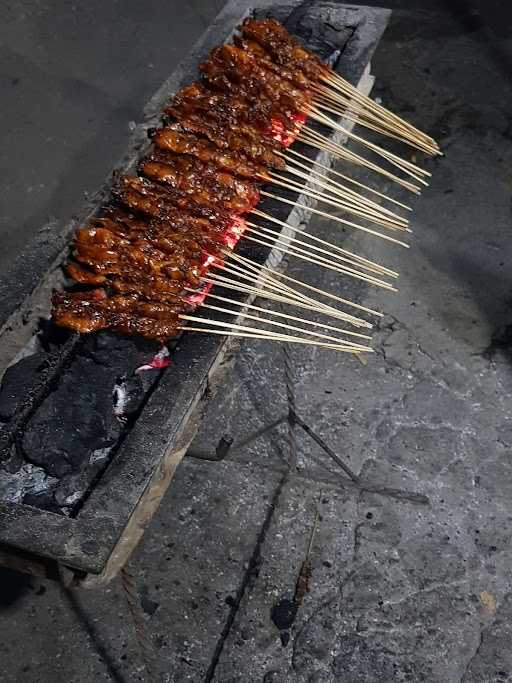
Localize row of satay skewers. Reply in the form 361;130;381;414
52;17;440;354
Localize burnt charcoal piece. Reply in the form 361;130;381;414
21;332;159;479
0;353;49;422
253;5;293;24
293;7;354;61
23;489;61;514
254;2;354;62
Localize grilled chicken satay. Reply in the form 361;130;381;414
166;89;290;159
141;151;260;205
240;17;327;82
163;104;285;170
73;228;202;286
149;126;269;179
200;45;311;119
105;206;228;245
52;289;186;341
233;35;311;90
101;210;221;263
167;82;278;131
199;56;300;124
114;175;246;222
218;44;311;103
167;82;285;141
53;19;329;343
139;153;260;213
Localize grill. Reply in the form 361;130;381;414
0;0;391;583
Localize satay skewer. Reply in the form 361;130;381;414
245;220;397;277
188;288;372;339
225;250;383;318
280;148;413;211
239;230;396;290
202;273;369;328
193;302;371;348
251;209;398;275
179;325;369;353
260;191;410;247
303;109;431;183
267;174;409;231
319;71;440;152
312;87;438;155
296;128;422;193
274;162;409;224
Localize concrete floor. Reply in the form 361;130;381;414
2;1;512;682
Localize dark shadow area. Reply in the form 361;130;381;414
443;0;512;77
60;584;128;683
0;568;32;608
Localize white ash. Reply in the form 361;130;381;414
0;462;57;503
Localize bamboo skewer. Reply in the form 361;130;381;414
297;128;422;193
272;174;406;230
189;288;372;340
179;325;369;353
320;72;440;153
274;160;409;224
323;72;440;152
315;98;437;157
260;190;410;247
281;148;412;212
212;260;363;325
313;86;438;155
269;171;409;231
239;229;396;290
215;259;358;323
245;220;398;278
272;166;405;223
195;301;371;349
302;113;431;184
227;250;383;318
305;108;431;177
181;312;370;352
251;210;398;277
303;111;431;179
202;273;368;328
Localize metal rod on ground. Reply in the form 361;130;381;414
290;410;429;504
290;411;360;484
121;564;158;683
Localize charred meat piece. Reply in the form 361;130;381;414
154;112;283;170
199;55;299;124
240;18;327;81
200;45;311;119
139;153;260;213
142;151;260;203
73;220;208;287
104;207;227;252
167;81;290;132
233;35;311;90
149;126;269;179
52;290;186;341
114;175;245;221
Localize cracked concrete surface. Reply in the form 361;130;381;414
2;1;512;682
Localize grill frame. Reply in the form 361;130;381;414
0;0;390;580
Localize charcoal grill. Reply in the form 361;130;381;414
0;1;393;586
